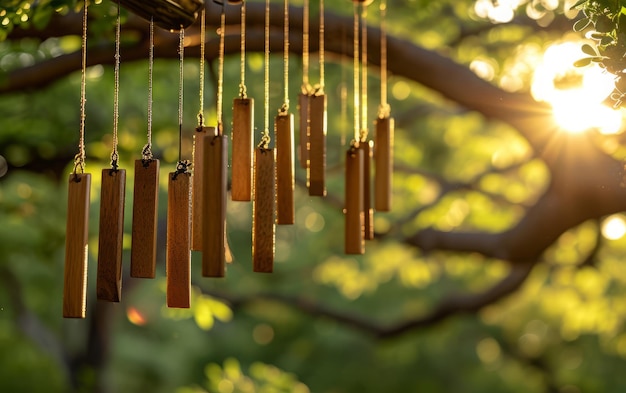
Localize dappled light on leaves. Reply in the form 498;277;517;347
532;42;622;134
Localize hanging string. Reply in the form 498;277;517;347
260;0;271;149
359;3;368;142
318;0;324;92
198;9;206;127
217;5;226;132
110;2;121;171
239;0;247;98
142;18;155;162
302;0;310;91
378;0;390;118
175;27;190;177
352;1;360;145
279;0;290;114
73;1;88;176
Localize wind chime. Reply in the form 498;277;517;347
299;0;327;196
63;0;394;317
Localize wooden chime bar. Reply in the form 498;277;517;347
298;93;310;168
192;126;215;250
130;159;159;277
96;169;126;302
231;98;254;201
360;141;374;240
345;147;364;254
308;93;326;196
113;0;204;31
166;171;191;308
276;113;295;224
63;174;91;318
253;148;276;272
374;116;393;211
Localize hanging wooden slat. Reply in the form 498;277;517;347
253;148;275;272
192;126;216;250
275;113;295;225
202;134;228;277
63;173;91;318
297;93;310;169
345;147;364;254
308;93;326;196
130;159;159;278
232;98;254;201
360;140;374;240
374;116;394;211
166;172;191;308
96;169;126;302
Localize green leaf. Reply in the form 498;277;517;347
582;43;597;56
573;57;593;67
570;0;590;10
574;18;591;31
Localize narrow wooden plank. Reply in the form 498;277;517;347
297;93;310;169
308;93;326;196
231;98;254;201
275;113;295;225
202;134;228;277
130;159;159;278
192;126;216;251
374;116;394;211
97;169;126;302
345;148;364;254
360;140;374;240
63;173;91;318
253;148;275;273
166;172;191;308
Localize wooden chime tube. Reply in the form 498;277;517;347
63;173;91;318
345;147;364;254
202;134;228;277
308;93;327;196
374;116;394;211
253;148;276;272
96;169;126;302
360;140;374;240
231;98;254;201
130;159;159;278
192;126;216;250
297;93;310;169
275;113;295;225
166;172;191;308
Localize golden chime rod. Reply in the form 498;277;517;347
131;18;160;279
167;28;192;308
276;0;295;225
97;2;127;302
63;2;90;318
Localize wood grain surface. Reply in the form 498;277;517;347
345;148;364;255
130;159;159;278
308;93;326;196
360;140;374;240
97;169;126;302
166;172;191;308
63;173;91;318
253;148;275;273
192;126;216;251
275;113;295;225
231;98;254;201
374;116;394;212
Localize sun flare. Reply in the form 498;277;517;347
531;42;623;134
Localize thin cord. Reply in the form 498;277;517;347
178;27;184;163
360;4;368;141
378;0;390;118
318;0;324;92
217;5;226;133
302;0;309;91
260;0;271;149
280;0;289;113
239;0;247;98
352;2;360;145
73;1;88;175
198;8;206;126
111;1;121;170
142;17;154;161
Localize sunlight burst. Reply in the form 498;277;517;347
531;42;622;134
